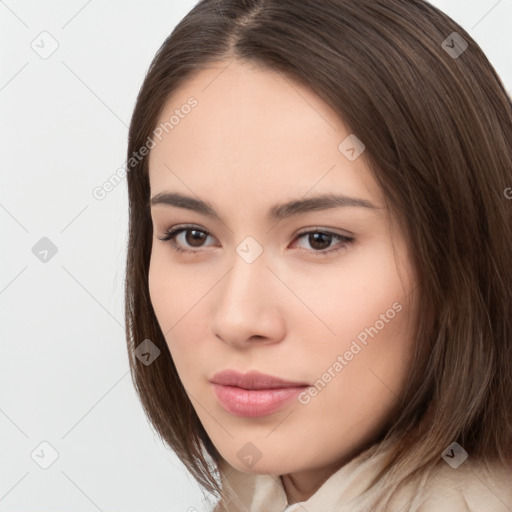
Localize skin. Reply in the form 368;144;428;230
147;59;418;505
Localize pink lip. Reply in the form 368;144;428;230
210;369;309;389
210;370;309;417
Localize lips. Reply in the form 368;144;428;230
210;369;309;390
209;369;310;417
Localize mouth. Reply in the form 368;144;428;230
210;369;310;417
210;369;310;390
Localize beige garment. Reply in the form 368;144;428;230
212;443;512;512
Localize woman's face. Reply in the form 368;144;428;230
147;60;418;479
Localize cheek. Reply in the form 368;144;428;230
297;297;415;457
148;257;171;330
148;249;194;332
148;255;207;380
148;255;186;356
301;244;416;404
308;245;411;345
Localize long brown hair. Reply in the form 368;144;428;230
125;0;512;502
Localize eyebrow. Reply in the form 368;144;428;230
150;191;381;221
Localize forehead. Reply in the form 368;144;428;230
148;60;383;209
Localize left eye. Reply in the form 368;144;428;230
294;230;353;254
158;226;354;257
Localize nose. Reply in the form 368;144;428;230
209;251;286;349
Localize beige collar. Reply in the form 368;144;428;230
213;442;392;512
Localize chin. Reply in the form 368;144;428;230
225;454;306;476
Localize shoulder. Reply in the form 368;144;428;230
387;457;512;512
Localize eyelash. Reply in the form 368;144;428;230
157;225;354;258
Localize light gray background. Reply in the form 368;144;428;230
1;1;511;511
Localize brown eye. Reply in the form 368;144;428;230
307;232;332;251
292;230;354;257
184;229;208;247
158;226;216;254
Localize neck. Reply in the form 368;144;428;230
279;458;348;504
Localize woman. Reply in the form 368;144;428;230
124;1;512;510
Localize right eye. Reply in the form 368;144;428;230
158;225;217;254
